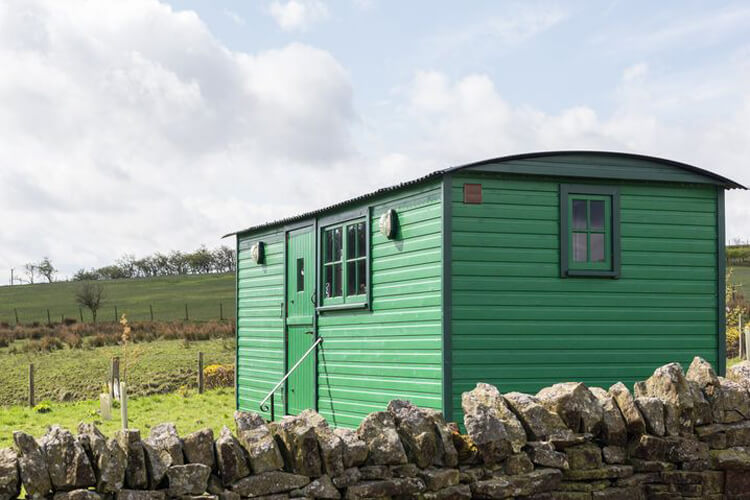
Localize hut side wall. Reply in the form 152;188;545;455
236;229;285;419
449;170;720;421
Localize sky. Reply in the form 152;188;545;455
1;0;749;280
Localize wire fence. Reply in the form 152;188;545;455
1;346;235;408
0;301;234;326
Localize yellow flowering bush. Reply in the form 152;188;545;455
203;364;235;389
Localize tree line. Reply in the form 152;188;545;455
73;246;236;281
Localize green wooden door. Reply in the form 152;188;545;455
286;227;316;415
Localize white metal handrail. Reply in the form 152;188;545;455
259;336;323;420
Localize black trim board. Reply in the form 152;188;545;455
559;183;621;279
718;188;726;376
441;174;453;421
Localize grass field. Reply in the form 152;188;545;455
730;265;750;292
0;338;235;406
0;388;235;448
0;273;235;325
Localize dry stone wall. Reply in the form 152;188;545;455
2;357;750;499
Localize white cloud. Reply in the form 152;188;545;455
0;0;354;275
390;65;750;239
268;0;328;31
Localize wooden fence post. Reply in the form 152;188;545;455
198;352;204;394
47;309;51;326
185;304;189;322
120;381;128;429
114;306;118;322
28;363;35;407
220;303;224;321
14;308;19;326
149;304;154;322
79;308;84;322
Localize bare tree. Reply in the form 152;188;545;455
75;282;105;323
37;257;57;283
23;263;36;284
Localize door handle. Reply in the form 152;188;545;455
304;331;314;335
310;291;317;306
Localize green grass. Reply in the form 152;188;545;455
0;338;235;406
0;273;235;324
0;388;235;448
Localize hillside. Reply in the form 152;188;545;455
0;273;235;324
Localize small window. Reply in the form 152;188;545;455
321;218;369;307
560;185;620;278
296;258;305;292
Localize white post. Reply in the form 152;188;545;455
745;326;750;363
120;381;128;429
100;393;112;421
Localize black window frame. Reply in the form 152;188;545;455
560;184;621;278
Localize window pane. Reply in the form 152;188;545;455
347;224;356;259
590;200;605;230
324;230;333;263
324;265;333;298
332;227;342;261
347;261;356;296
296;258;304;292
333;263;342;297
573;233;587;262
357;222;366;258
590;233;605;262
357;259;366;295
572;200;587;230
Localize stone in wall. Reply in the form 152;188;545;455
182;428;215;471
0;448;20;500
536;382;604;435
13;430;52;499
114;430;148;490
215;426;250;486
356;411;407;465
608;382;647;437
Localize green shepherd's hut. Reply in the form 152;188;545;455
226;151;745;427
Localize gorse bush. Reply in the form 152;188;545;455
203;364;234;389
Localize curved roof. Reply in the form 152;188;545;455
226;150;745;237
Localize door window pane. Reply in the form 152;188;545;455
590;200;605;230
572;200;587;230
590;233;605;262
296;258;304;292
573;233;587;262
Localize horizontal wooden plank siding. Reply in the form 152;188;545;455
450;170;719;420
318;183;443;428
236;230;285;420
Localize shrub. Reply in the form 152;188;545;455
40;336;64;352
33;401;52;414
62;332;82;349
203;364;235;389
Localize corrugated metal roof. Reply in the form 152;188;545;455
224;150;746;237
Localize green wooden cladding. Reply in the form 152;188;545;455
235;152;728;428
449;171;719;422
